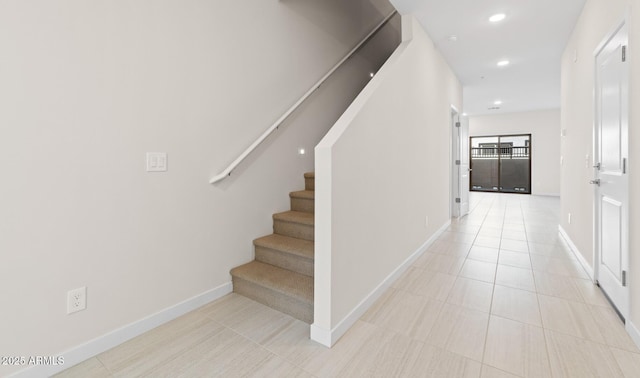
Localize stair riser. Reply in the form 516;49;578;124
274;220;314;241
232;277;313;323
305;177;314;191
290;197;314;213
255;246;314;277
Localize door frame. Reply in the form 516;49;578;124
592;16;630;320
450;106;460;218
469;134;532;194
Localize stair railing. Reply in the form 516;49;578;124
209;10;398;184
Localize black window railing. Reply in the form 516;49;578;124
471;146;529;159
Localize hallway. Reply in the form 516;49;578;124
57;193;640;377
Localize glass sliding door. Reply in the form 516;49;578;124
470;134;531;194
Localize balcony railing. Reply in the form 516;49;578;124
471;146;529;159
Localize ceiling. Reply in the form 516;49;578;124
389;0;586;115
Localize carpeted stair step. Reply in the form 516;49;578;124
273;211;314;241
290;190;315;213
230;261;313;323
254;234;314;277
304;172;315;191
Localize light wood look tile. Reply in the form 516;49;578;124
98;312;225;376
530;254;585;278
399;344;482;377
474;236;502;249
483;316;550;377
286;320;379;377
440;231;478;244
499;239;529;253
468;246;500;264
545;329;624;378
411;271;457;301
572;278;610;307
447;277;494;313
143;329;308;378
202;295;297;345
335;328;422;377
478;227;503;238
495;265;535;292
533;271;584;302
426;303;490;361
610;347;640;378
528;242;576;260
500;230;527;241
491;285;541;326
361;288;443;339
498;250;531;269
502;223;526;233
538;295;604;343
414;252;466;275
54;358;112;378
589;305;640;352
481;365;520;378
459;260;497;283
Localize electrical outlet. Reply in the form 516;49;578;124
67;287;87;314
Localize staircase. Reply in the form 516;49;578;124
230;172;315;323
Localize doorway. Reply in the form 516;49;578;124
593;20;629;319
470;134;531;194
451;108;470;218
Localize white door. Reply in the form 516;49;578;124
459;116;470;216
594;22;629;318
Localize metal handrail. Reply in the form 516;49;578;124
209;10;398;184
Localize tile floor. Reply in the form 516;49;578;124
57;193;640;377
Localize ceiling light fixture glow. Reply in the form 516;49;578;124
497;60;510;67
494;100;503;105
489;13;506;23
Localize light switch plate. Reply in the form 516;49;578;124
146;152;168;172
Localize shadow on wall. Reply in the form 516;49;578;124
279;0;395;43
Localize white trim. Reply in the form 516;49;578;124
310;220;450;347
626;321;640;350
534;193;560;197
10;282;233;378
559;225;594;281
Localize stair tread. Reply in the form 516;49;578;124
304;172;314;179
231;261;313;304
254;234;314;259
289;190;314;200
273;211;314;226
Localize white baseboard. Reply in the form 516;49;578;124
10;282;233;378
559;225;594;281
626;320;640;350
533;192;560;197
310;220;451;347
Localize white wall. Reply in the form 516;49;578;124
469;110;561;196
560;0;640;341
313;15;462;346
0;0;394;375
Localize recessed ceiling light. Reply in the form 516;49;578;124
370;72;375;77
489;13;506;23
494;100;503;105
497;60;510;67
